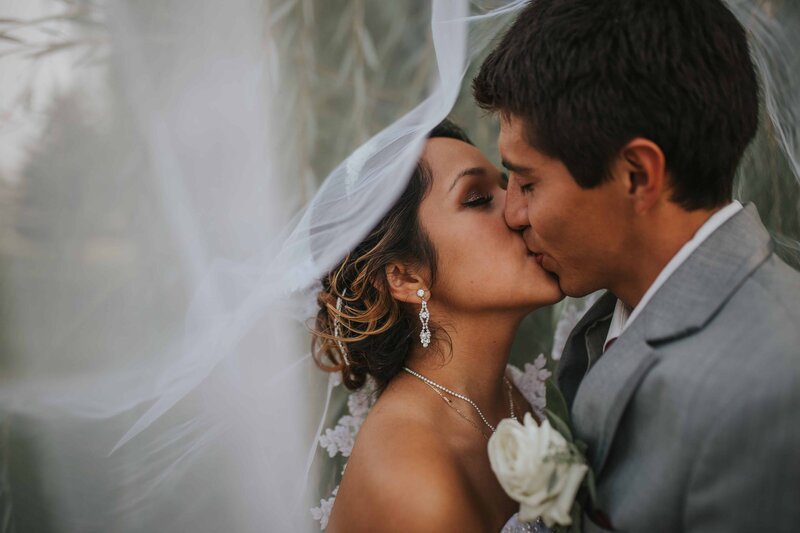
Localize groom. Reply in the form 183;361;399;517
474;0;800;531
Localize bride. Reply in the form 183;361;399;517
312;120;561;532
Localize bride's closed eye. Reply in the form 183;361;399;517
462;190;493;207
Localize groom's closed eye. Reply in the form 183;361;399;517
501;161;540;196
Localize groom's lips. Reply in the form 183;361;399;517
528;251;545;267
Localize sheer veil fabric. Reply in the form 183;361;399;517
0;1;797;532
0;1;526;531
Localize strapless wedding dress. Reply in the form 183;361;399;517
312;356;555;531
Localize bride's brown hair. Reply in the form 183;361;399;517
312;120;471;391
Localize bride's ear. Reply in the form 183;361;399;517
384;262;428;304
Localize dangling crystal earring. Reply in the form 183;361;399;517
417;288;431;348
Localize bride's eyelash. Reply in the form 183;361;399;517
462;192;493;207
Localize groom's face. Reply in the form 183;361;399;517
499;115;630;297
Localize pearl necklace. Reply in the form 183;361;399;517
402;366;517;434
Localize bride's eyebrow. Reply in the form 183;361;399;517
449;166;487;191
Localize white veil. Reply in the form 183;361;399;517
0;1;798;532
0;1;526;531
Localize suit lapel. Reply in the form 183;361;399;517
571;322;657;473
569;203;774;475
641;204;773;345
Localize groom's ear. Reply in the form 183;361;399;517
384;262;428;304
613;138;667;215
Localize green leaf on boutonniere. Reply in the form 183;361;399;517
545;407;574;444
574;439;588;457
545;379;570;427
585;465;598;508
544;380;573;444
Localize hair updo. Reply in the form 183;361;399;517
312;120;472;392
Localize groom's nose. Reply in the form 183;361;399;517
504;175;529;231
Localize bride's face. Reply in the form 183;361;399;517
417;137;563;314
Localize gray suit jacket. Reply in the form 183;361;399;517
557;204;800;533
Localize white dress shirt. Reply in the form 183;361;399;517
603;201;743;351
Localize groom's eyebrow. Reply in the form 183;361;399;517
449;166;487;191
501;159;535;177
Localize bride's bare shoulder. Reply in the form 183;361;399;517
326;389;483;533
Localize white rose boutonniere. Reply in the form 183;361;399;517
489;414;587;527
488;380;599;531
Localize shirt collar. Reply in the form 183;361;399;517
603;201;743;351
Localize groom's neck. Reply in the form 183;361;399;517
611;204;722;310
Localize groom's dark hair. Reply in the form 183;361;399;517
473;0;759;210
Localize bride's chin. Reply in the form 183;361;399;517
524;268;564;303
546;276;566;301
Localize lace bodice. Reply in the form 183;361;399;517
505;354;550;421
